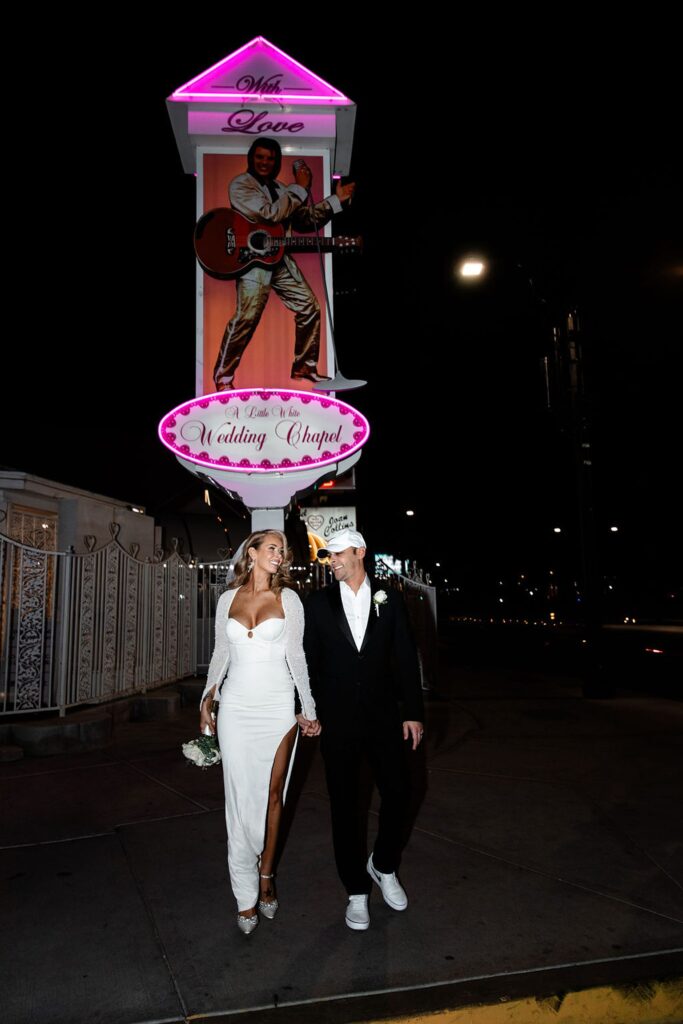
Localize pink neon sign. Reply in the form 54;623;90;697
158;390;370;474
188;110;336;137
170;36;351;105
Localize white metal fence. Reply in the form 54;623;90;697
196;559;235;674
1;530;435;717
0;529;196;716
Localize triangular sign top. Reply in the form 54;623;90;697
170;36;350;105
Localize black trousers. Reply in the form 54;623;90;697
321;728;409;895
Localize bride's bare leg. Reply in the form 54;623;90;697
260;723;298;902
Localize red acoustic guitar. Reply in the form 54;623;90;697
194;208;362;280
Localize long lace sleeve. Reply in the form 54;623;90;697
199;591;231;707
283;589;317;720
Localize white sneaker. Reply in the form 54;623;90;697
345;894;370;931
367;854;408;910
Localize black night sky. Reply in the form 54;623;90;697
3;20;681;612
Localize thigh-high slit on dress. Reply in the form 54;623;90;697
200;587;316;912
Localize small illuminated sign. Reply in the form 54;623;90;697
302;507;357;539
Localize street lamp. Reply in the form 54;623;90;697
457;257;487;280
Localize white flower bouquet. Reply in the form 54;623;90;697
182;733;222;769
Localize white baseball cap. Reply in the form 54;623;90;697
317;529;367;558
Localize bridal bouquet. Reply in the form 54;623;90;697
182;733;222;769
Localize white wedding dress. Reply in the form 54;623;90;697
200;587;316;911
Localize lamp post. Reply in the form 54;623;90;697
547;309;600;637
456;257;604;693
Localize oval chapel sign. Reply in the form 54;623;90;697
158;389;370;474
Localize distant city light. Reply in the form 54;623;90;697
406;510;415;516
553;527;562;534
435;562;441;567
610;526;619;532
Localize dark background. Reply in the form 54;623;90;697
3;19;680;616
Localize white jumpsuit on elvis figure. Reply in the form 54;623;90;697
200;587;316;912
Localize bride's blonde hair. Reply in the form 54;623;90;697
230;530;294;596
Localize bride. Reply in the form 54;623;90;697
199;530;321;935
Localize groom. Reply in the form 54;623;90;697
303;530;424;930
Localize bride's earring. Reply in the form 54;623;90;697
248;561;254;572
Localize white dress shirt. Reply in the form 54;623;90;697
339;576;371;650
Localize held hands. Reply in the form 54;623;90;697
296;713;322;737
403;721;424;751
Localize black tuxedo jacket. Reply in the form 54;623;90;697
303;581;424;736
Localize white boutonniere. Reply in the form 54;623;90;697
373;590;388;616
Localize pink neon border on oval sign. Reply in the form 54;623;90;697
158;389;370;474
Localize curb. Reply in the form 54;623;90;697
365;977;683;1024
185;961;683;1024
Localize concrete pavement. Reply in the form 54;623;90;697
2;656;682;1024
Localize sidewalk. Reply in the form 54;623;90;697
2;656;682;1024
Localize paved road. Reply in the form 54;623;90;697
2;659;682;1023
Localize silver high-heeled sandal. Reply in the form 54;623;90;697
258;873;279;919
237;911;258;936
